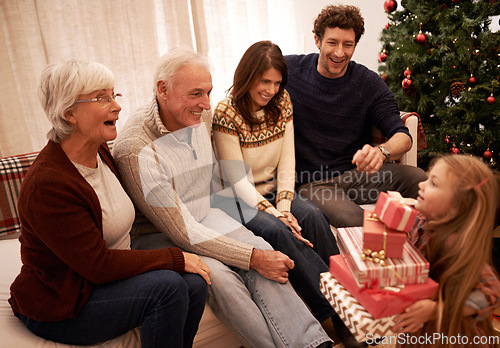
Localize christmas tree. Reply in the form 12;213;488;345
379;0;500;170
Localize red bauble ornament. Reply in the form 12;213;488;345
379;51;388;62
416;32;427;44
451;0;462;3
384;0;397;13
450;146;460;154
468;76;476;84
385;23;390;31
445;137;451;145
402;75;416;96
487;96;496;104
402;77;412;89
490;0;498;4
484;150;493;160
404;68;412;77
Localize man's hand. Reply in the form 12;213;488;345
249;249;295;283
183;252;211;285
279;211;313;248
352;144;385;174
393;299;436;333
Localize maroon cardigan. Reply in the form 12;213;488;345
9;141;185;321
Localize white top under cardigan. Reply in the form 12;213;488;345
73;155;135;250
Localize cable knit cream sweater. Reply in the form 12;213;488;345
113;98;254;270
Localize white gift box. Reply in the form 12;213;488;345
319;272;397;342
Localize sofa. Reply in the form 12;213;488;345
363;111;423;210
0;153;242;348
0;112;421;347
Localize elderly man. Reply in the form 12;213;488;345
285;5;427;228
113;48;333;348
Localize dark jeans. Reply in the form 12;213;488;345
212;192;339;322
297;163;427;227
16;270;207;348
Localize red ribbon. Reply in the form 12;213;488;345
359;285;414;302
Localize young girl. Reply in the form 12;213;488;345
394;154;500;347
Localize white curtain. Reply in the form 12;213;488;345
0;0;298;157
191;0;299;105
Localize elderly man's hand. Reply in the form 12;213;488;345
249;249;295;283
352;144;385;174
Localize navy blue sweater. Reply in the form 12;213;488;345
285;54;410;184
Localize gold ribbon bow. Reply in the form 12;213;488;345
361;247;386;266
361;212;387;265
361;212;404;284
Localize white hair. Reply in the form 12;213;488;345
153;47;211;97
38;60;115;142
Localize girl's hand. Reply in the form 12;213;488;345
182;252;211;285
393;299;436;333
279;211;313;248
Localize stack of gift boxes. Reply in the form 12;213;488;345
319;191;439;342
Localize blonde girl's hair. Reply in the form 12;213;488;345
424;154;499;346
38;60;115;142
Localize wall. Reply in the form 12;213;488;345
292;0;389;73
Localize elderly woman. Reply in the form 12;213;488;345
8;60;210;348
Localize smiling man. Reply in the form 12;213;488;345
113;47;333;348
315;26;355;79
285;5;426;231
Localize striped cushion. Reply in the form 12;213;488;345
0;153;38;238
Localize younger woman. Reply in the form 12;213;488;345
394;154;500;347
212;41;361;347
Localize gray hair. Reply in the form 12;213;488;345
38;60;115;142
153;47;211;97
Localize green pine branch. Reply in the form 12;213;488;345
379;0;500;170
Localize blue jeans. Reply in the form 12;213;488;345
16;270;207;348
212;193;339;322
298;163;427;227
133;224;333;348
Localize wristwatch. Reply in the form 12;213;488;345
377;145;391;163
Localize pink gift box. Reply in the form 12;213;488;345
374;191;418;233
363;210;406;259
329;255;438;319
336;226;429;288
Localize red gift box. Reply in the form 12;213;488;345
363;210;406;259
329;255;438;318
336;226;429;288
374;191;418;233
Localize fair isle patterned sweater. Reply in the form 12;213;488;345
212;91;295;218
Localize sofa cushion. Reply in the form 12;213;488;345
0;153;38;239
0;146;242;346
